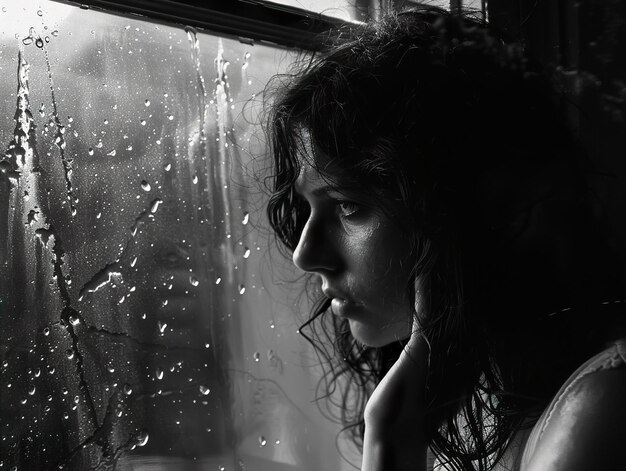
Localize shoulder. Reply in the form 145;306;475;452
523;365;626;471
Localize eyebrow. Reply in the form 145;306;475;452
293;181;337;198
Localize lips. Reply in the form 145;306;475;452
323;288;360;317
331;297;352;316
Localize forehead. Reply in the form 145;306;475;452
294;158;336;195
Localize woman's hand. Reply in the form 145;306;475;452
361;319;430;471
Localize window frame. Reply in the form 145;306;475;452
51;0;349;49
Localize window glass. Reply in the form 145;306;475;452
0;1;350;469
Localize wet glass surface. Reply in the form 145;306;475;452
0;1;351;469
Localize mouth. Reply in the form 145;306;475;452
322;286;362;316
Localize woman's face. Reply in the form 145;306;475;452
292;159;414;347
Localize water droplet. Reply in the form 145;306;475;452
37;9;43;16
238;284;246;295
96;140;103;148
164;163;172;171
22;37;33;46
136;430;149;447
35;38;44;48
199;385;210;395
51;30;59;37
43;327;50;336
215;277;221;285
107;149;116;156
156;368;164;380
150;198;163;213
144;99;150;107
243;247;250;259
242;212;249;225
258;436;267;447
28;385;36;395
107;365;115;373
123;383;133;395
69;315;80;326
205;343;210;348
189;275;199;287
140;119;146;126
141;180;151;191
126;144;133;151
88;147;94;156
192;174;198;184
253;351;260;362
66;349;74;359
158;321;167;334
130;256;138;268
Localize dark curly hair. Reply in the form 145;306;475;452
265;6;625;470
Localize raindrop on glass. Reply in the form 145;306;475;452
28;385;36;396
164;163;172;172
150;198;163;213
253;351;260;362
238;284;246;295
156;368;164;380
141;180;151;191
136;430;149;447
123;383;133;395
242;212;249;225
199;385;210;396
243;247;250;259
35;38;44;48
144;99;150;107
66;349;74;359
189;275;199;287
258;436;267;447
88;147;94;156
215;277;221;285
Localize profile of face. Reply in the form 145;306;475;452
293;159;415;347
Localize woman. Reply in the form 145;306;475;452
266;7;626;470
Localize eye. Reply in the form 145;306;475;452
335;200;360;218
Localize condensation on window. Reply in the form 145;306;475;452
0;1;350;470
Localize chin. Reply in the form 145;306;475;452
349;319;410;348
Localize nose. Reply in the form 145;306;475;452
292;213;339;274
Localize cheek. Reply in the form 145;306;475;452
363;231;413;297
